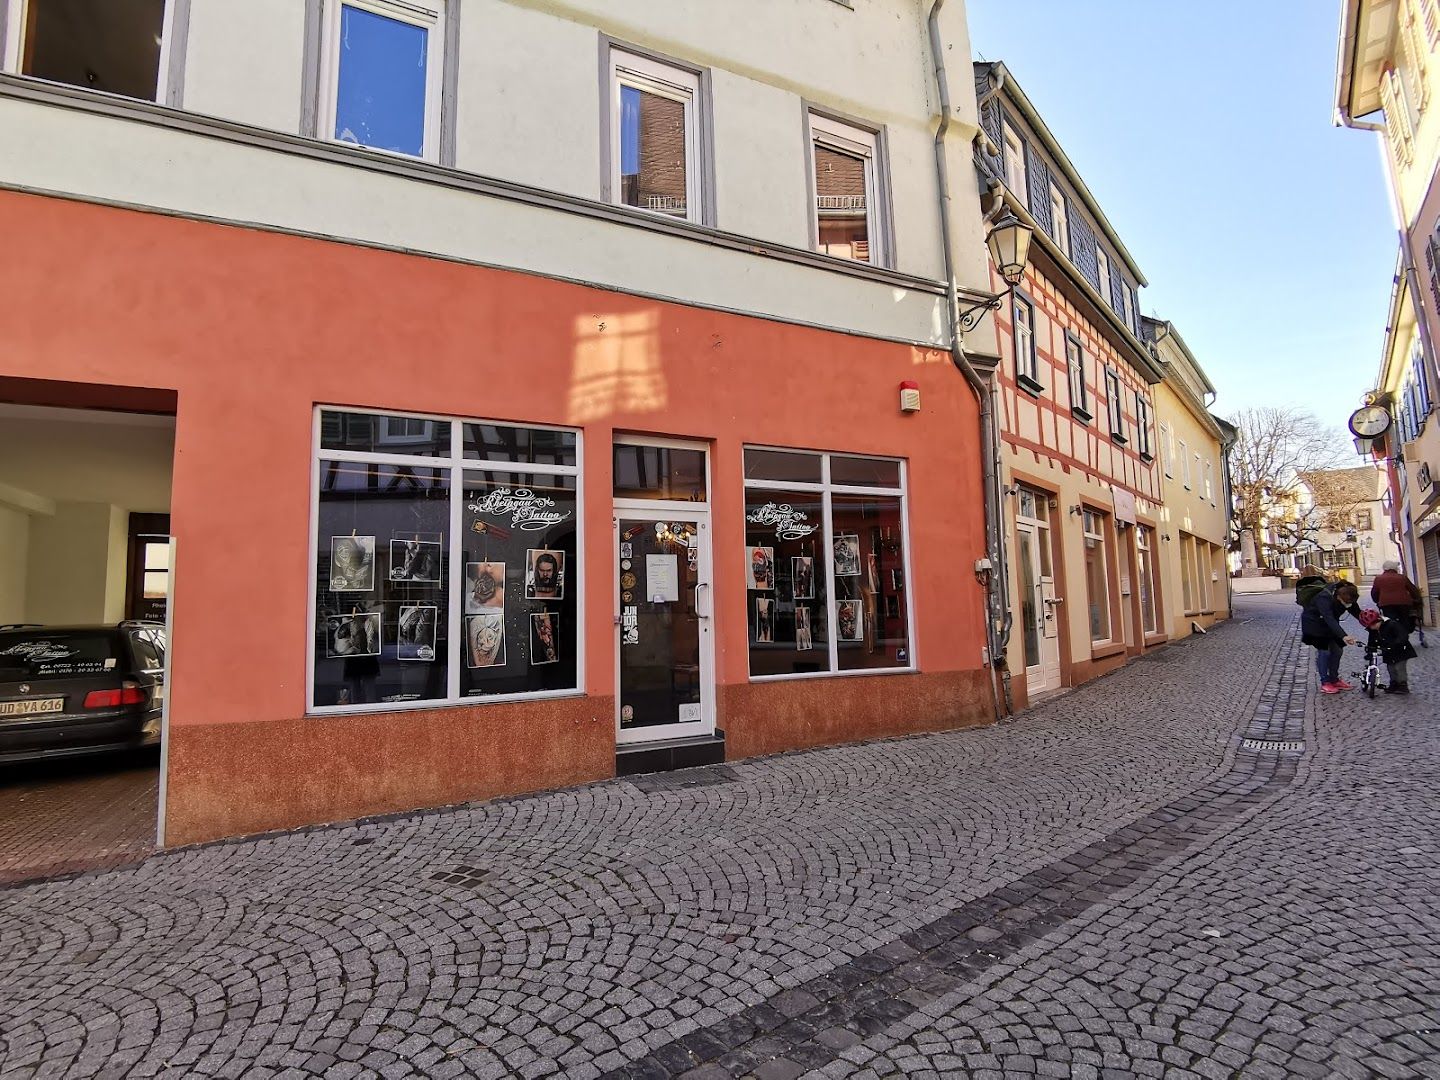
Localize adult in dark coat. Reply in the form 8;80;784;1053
1371;560;1424;632
1301;581;1362;692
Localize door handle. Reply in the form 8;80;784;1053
695;582;711;618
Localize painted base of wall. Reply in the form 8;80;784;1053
163;668;997;846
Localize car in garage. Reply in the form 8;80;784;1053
0;623;165;764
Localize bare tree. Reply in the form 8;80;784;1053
1228;407;1350;568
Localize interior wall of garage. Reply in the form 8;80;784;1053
0;408;174;626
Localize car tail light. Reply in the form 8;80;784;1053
83;685;148;709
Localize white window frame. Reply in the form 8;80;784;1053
1159;422;1172;477
1014;294;1039;386
1082;508;1112;646
743;447;915;682
809;112;889;267
320;0;446;163
1135;394;1153;459
1179;439;1191;489
306;405;585;716
609;48;703;225
1104;367;1126;442
1204;460;1214;503
4;0;180;102
1004;128;1029;208
1049;181;1070;258
1095;247;1113;306
1066;332;1090;418
1121;283;1136;329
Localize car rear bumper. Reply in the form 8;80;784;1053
0;709;158;765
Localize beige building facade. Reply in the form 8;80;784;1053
1143;319;1232;639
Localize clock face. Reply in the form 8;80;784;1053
1348;405;1392;438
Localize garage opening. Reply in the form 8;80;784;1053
0;388;175;885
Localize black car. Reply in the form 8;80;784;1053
0;623;166;764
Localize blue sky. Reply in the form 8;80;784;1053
966;0;1398;437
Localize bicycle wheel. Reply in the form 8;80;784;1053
1367;669;1377;698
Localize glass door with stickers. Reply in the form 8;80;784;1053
613;438;715;745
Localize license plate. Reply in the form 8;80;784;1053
0;697;65;718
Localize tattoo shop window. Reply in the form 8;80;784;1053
1014;295;1041;392
1066;332;1090;419
7;0;169;101
744;449;911;679
608;48;703;223
1105;367;1126;443
1082;508;1112;644
811;113;889;266
322;0;445;160
312;409;580;712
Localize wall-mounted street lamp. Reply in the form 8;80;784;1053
958;211;1035;332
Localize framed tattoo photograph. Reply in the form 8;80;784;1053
465;612;506;669
390;539;443;583
326;611;381;657
837;599;863;641
833;534;861;577
795;604;813;651
792;555;814;600
525;549;565;600
755;596;774;643
465;561;506;614
397;605;437;661
747;546;775;590
530;612;560;665
330;535;376;592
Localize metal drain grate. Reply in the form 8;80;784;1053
430;864;489;887
629;765;739;793
1241;738;1305;752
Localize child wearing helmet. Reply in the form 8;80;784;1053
1360;607;1418;694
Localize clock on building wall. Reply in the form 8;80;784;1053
1348;405;1392;439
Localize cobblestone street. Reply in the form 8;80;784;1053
2;593;1438;1079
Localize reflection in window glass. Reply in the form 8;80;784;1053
744;449;822;485
313;462;451;707
464;424;577;466
829;456;901;489
1083;509;1111;643
832;495;910;671
744;493;828;677
814;144;870;262
620;84;689;217
22;0;165;101
334;3;430;156
613;444;706;501
320;411;451;456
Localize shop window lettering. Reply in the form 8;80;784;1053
745;501;820;540
468;488;574;531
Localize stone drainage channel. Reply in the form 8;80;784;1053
603;627;1311;1080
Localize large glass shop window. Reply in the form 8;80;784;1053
312;410;580;711
744;449;911;678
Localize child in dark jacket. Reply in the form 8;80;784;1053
1368;611;1419;694
1301;581;1362;693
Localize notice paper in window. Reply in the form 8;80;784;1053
646;555;679;603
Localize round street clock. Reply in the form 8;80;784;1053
1348;405;1392;438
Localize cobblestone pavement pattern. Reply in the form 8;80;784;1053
2;594;1437;1079
0;751;157;887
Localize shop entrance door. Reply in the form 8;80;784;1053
614;509;715;743
1016;488;1061;697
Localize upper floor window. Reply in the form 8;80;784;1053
1066;332;1091;420
1049;182;1070;258
609;49;703;223
1204;459;1214;503
1135;393;1153;460
4;0;170;101
1004;129;1029;208
1104;367;1126;443
1159;422;1173;477
1381;66;1418;166
1179;439;1191;488
810;114;888;266
1121;284;1136;331
1095;247;1113;305
323;0;446;161
1013;295;1040;391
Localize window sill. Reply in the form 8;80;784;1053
750;666;917;683
307;688;587;718
1089;641;1126;660
1139;451;1154;463
1071;406;1093;423
1111;434;1129;446
1017;374;1045;397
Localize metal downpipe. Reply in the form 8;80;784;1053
926;0;1011;719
